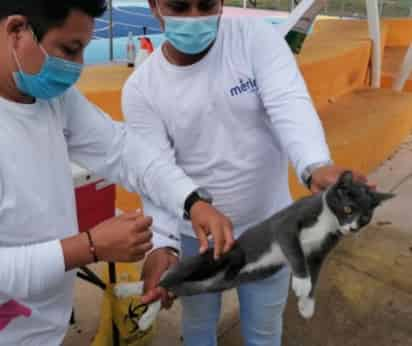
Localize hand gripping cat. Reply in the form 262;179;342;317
114;171;394;331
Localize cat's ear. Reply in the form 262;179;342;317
371;191;395;205
337;171;353;187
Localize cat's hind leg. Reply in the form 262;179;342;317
297;296;315;319
292;276;312;298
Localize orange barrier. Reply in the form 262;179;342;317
77;18;412;207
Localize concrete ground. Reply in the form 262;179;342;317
63;135;412;346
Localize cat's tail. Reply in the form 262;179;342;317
158;249;215;290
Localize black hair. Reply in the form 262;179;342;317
0;0;107;40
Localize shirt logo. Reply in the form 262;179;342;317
230;78;258;97
0;300;32;331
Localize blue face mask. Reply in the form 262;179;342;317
12;37;83;100
162;15;220;55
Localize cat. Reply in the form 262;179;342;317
114;171;394;331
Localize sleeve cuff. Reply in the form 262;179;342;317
296;157;334;185
151;231;181;253
141;197;182;252
29;240;66;297
37;240;66;287
168;179;198;220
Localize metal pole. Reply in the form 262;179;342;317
379;0;385;15
108;0;114;62
109;262;120;346
393;43;412;91
366;0;382;88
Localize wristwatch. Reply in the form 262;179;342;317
301;160;334;189
183;188;213;220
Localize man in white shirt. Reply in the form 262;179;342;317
0;0;228;344
123;0;369;345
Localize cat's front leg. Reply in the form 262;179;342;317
278;233;312;299
297;253;325;319
297;295;315;319
292;276;312;298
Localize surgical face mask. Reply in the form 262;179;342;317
12;30;83;100
159;7;220;55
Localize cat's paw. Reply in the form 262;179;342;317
292;276;312;298
139;300;162;331
298;296;315;319
113;282;144;298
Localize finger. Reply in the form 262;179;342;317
168;291;177;300
141;288;163;305
134;241;153;256
193;224;209;254
368;182;377;190
310;185;321;194
354;173;368;183
159;288;170;308
131;253;145;262
142;271;160;295
135;230;153;243
211;222;224;260
163;295;175;310
134;216;153;232
222;222;234;253
121;209;143;220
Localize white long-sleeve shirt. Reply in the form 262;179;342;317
0;88;197;345
122;17;331;250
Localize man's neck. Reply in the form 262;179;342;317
0;74;35;104
162;41;214;66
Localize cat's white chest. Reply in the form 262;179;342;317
300;202;338;254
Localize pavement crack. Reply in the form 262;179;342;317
388;171;412;193
332;255;412;296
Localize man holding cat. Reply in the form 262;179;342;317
123;0;369;345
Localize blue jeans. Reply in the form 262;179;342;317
180;235;291;346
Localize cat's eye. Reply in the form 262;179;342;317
343;206;352;214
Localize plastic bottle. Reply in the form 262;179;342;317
134;36;154;70
126;31;136;67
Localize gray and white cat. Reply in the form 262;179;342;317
115;171;394;331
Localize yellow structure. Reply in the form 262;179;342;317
77;18;412;206
91;263;155;346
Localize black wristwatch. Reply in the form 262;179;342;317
183;188;213;220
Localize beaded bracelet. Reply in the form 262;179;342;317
85;230;98;262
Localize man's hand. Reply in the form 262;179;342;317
140;248;179;309
190;201;235;259
310;165;375;194
90;210;153;262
